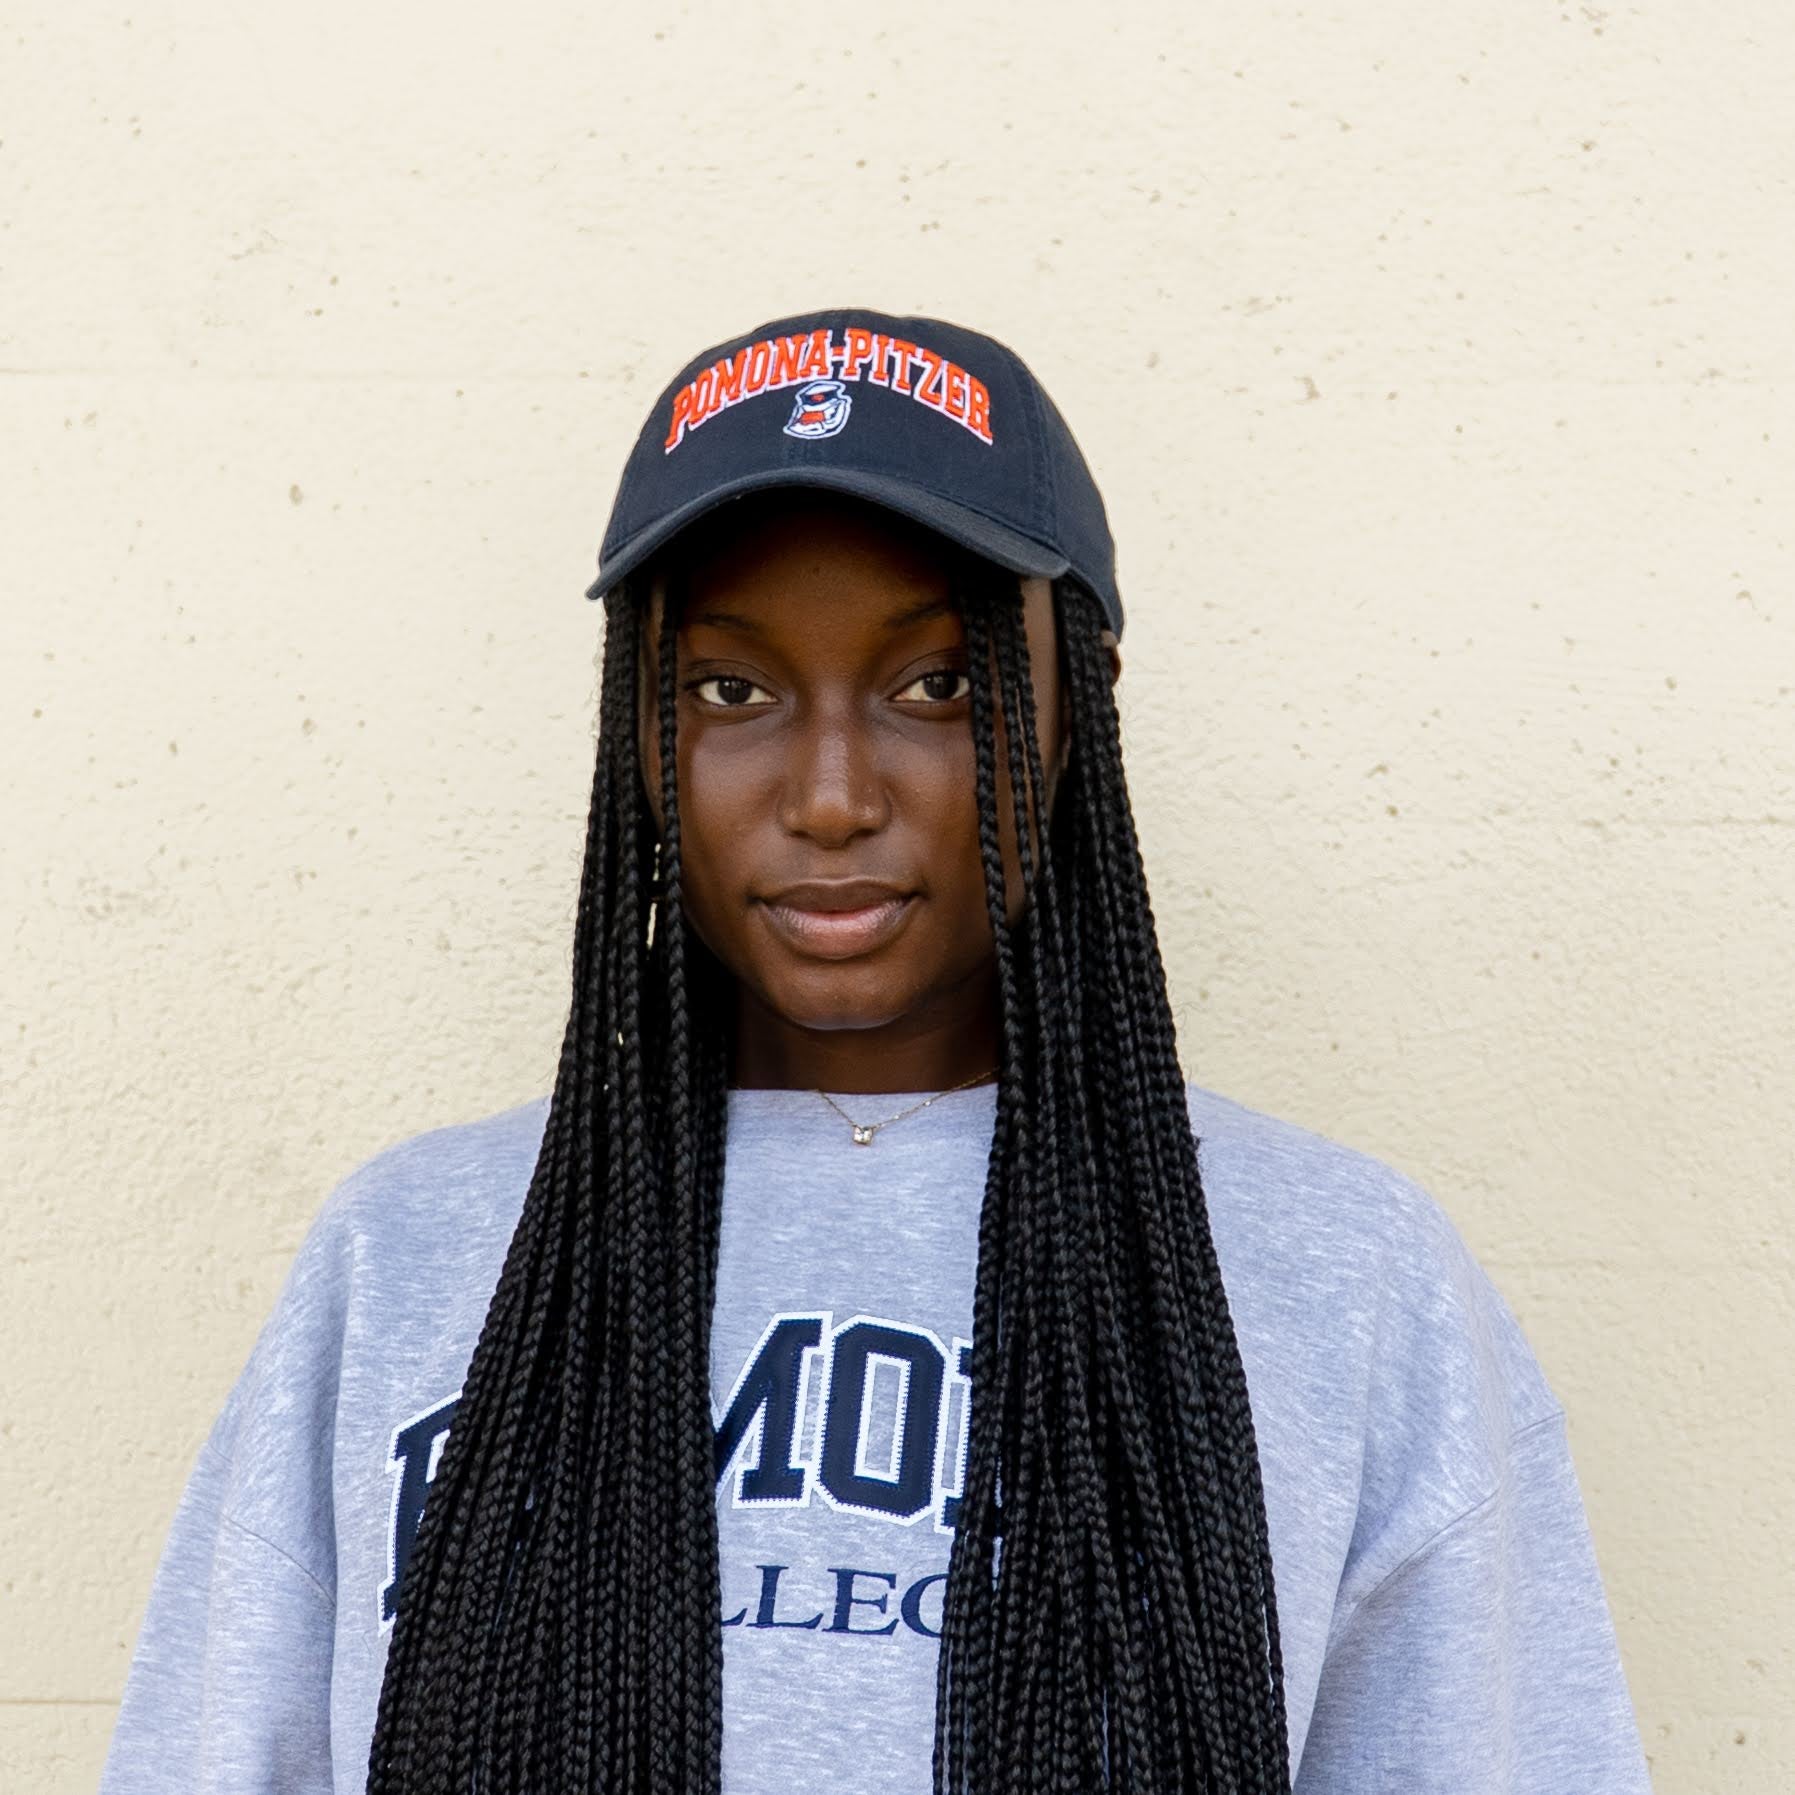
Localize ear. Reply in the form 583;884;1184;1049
1101;628;1122;689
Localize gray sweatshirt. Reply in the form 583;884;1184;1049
97;1081;1654;1792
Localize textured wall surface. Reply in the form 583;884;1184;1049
4;3;1789;1790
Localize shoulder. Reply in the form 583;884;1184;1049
208;1096;552;1530
316;1092;551;1238
293;1090;552;1345
229;1094;550;1412
1182;1079;1564;1514
1183;1077;1484;1291
1186;1079;1469;1259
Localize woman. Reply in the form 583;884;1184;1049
99;308;1652;1793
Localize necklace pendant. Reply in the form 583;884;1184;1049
851;1124;875;1146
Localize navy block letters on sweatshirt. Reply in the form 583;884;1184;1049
380;1394;459;1626
381;1311;972;1631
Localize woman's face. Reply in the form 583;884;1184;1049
637;495;1067;1082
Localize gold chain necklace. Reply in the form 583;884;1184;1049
814;1066;999;1146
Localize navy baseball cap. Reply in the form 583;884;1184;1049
584;307;1124;638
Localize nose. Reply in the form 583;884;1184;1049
777;697;890;846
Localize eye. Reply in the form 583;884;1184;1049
894;669;971;704
690;674;775;709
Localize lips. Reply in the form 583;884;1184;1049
756;880;918;961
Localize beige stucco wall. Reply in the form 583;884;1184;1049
5;3;1789;1788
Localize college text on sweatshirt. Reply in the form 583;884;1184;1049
383;1307;971;1641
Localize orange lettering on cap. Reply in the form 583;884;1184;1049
713;347;748;407
665;384;696;451
801;328;833;379
944;363;968;421
965;376;993;444
842;327;875;381
744;339;772;394
867;333;891;385
773;334;809;387
915;347;947;408
888;339;917;394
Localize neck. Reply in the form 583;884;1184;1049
728;971;1003;1096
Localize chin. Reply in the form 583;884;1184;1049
756;964;923;1036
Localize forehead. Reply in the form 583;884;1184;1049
643;494;979;656
665;491;960;594
637;490;1060;667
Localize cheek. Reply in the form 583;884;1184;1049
668;752;747;949
922;754;1030;940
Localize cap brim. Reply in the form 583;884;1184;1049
583;467;1070;601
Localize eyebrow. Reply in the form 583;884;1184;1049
686;608;763;635
881;595;958;631
687;596;958;636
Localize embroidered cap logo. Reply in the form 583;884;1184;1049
662;327;995;454
783;378;852;441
